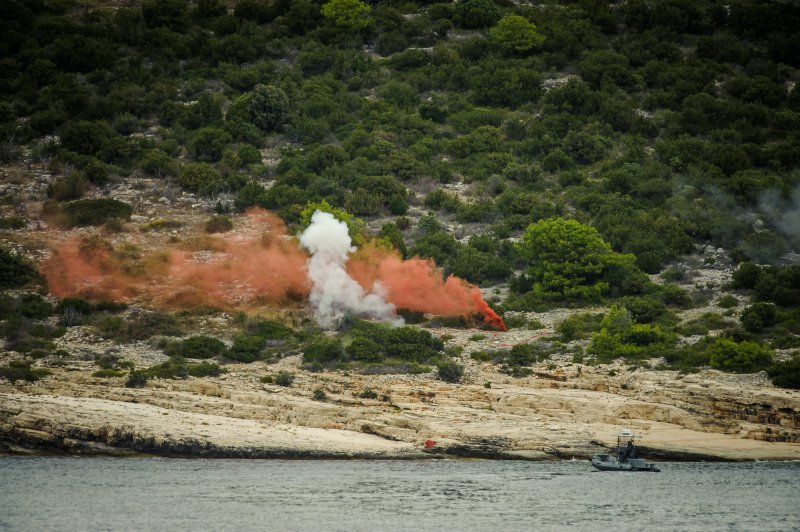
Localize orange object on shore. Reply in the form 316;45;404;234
424;439;437;449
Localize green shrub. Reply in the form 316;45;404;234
346;336;383;362
228;335;265;362
274;371;294;387
709;338;773;373
437;360;464;383
0;216;26;230
717;294;739;309
137;356;224;379
178;163;222;196
0;361;50;383
657;284;692;308
768;356;800;389
17;294;54;319
557;313;603;341
454;0;501;29
588;306;676;362
383;327;444;362
92;369;125;378
237;144;262;165
0;248;40;289
97;311;182;343
187;363;225;377
358;387;378;399
490;14;544;53
732;261;761;289
126;371;148;388
660;267;687;283
312;387;327;401
204;214;233;233
63;199;132;227
56;297;93;326
140;149;176;177
190;127;232;163
248;84;290;132
740;303;777;333
165;336;227;359
395;308;424;324
303;338;344;364
241;318;296;340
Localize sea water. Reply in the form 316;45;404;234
0;457;797;531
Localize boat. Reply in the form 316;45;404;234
591;429;660;472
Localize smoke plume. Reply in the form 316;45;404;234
759;184;800;249
299;211;401;327
347;242;506;330
42;209;309;308
41;208;506;330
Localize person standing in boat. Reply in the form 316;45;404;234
622;440;637;461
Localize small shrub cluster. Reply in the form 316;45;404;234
588;305;676;363
132;356;227;383
0;361;51;383
312;388;327;401
164;336;227;359
768;356;800;389
274;371;295;387
0;248;40;289
96;311;182;342
472;341;558;376
224;317;300;363
204;214;233;233
0;301;65;354
299;319;447;375
261;371;295;387
436;360;464;383
557;313;604;342
62;199;132;227
358;387;378;399
56;297;127;326
0;216;26;230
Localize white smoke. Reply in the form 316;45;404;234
299;210;402;328
759;184;800;248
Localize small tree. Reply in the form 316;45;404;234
248;84;289;132
178;163;222;196
490;14;544;53
516;218;643;302
454;0;502;29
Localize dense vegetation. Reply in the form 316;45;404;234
1;0;799;388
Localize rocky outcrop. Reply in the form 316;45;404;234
0;393;421;458
2;361;799;461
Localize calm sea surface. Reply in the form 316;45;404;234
0;457;798;531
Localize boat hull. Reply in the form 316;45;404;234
591;454;660;472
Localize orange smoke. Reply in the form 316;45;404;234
348;243;507;331
42;209;309;309
42;236;141;301
40;208;506;330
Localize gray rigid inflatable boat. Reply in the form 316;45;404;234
591;430;661;472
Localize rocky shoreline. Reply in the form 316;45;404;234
3;358;799;462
